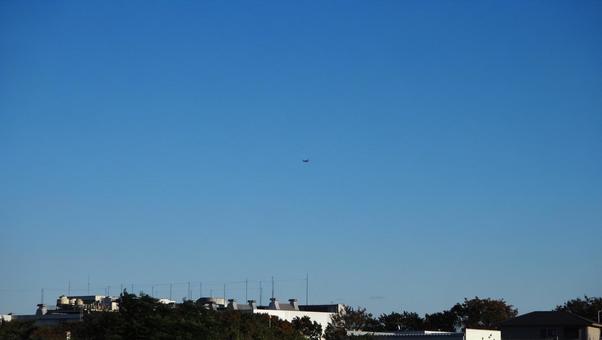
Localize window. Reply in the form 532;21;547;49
540;328;558;338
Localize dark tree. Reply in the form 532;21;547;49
292;316;323;340
324;306;380;339
451;297;518;330
423;310;457;332
379;311;424;331
556;296;602;322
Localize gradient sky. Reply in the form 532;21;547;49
1;1;601;315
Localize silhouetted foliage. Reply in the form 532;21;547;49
292;316;323;340
450;297;518;330
556;296;602;322
423;310;457;332
379;311;423;331
0;293;310;339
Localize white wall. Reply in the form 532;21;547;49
253;309;334;336
465;328;501;340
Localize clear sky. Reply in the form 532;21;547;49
1;0;601;315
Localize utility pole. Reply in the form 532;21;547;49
259;281;263;306
305;273;309;305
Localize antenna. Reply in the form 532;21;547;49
131;284;134;294
245;278;248;302
306;273;309;305
108;285;111;297
199;282;202;298
259;281;263;306
223;284;226;302
68;280;71;296
151;286;154;297
87;275;90;295
271;276;274;299
169;283;173;300
187;282;191;300
41;288;44;304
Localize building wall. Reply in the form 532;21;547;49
466;328;501;340
585;326;600;340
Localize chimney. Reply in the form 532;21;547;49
227;299;238;310
288;299;299;311
248;300;257;310
269;298;280;310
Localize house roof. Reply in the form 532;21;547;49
500;311;602;328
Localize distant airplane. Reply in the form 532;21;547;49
302;159;310;163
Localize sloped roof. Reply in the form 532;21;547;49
500;311;602;328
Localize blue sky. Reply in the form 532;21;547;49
1;0;601;315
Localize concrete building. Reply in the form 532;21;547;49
220;297;343;338
2;295;119;327
500;311;602;340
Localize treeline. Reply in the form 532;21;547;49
324;296;518;339
324;295;602;339
0;294;600;340
0;292;321;340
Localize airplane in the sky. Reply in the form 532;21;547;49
302;159;310;163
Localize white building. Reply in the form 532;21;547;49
218;297;343;338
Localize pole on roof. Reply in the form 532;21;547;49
199;282;202;299
271;276;274;299
68;280;71;296
223;284;226;302
169;283;173;300
41;288;44;304
245;278;248;302
87;275;90;295
259;281;263;306
305;273;309;305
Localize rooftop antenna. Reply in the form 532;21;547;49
108;285;111;297
68;280;71;296
271;276;274;299
199;282;202;299
245;278;248;302
223;284;226;302
169;283;173;300
41;288;44;304
305;273;309;305
187;282;191;300
87;275;90;295
259;281;263;306
120;283;123;294
151;286;154;297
